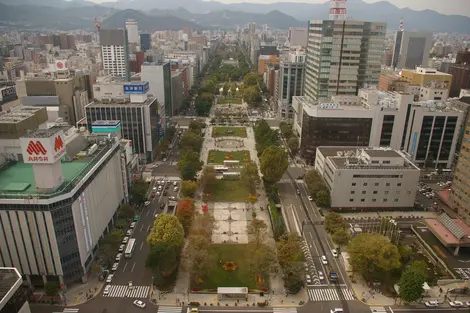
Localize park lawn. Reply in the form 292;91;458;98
197;244;266;290
210;179;250;202
218;98;243;104
212;126;247;138
208;150;250;164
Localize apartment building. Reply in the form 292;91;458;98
276;51;305;119
141;62;173;124
315;147;420;210
100;29;130;80
391;30;432;70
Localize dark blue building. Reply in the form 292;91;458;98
140;33;150;52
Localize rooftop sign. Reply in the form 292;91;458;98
20;131;66;164
123;82;149;95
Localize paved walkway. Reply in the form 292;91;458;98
339;211;437;220
62;276;104;306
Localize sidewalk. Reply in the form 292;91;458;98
339;211;437;220
350;275;395;306
62;276;104;306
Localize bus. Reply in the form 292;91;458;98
222;172;241;180
214;166;229;173
124;238;136;258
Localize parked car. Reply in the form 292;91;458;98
130;222;136;229
449;301;464;308
305;275;312;284
144;201;151;206
122;237;129;244
111;263;119;271
106;274;114;283
115;253;123;261
126;229;133;236
424;301;439;307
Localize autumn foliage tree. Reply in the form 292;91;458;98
176;199;196;235
147;214;185;249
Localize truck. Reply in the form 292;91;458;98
329;271;338;282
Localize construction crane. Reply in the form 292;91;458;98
94;17;101;32
94;0;120;32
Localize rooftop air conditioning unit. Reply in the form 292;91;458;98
101;97;111;104
114;97;126;104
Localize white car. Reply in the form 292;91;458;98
321;255;328;265
154;214;159;219
144;201;151;206
122;237;129;244
308;195;313;201
424;301;439;307
133;300;146;309
126;229;133;236
330;309;343;313
174;187;179;192
106;274;114;283
449;301;464;308
318;271;324;280
115;253;123;261
111;263;119;271
331;249;338;257
130;222;136;229
173;181;178;186
118;244;125;252
305;275;312;284
169;196;176;201
163;158;167;162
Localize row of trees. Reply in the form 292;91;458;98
279;122;299;156
277;234;306;293
304;169;331;208
242;72;263;105
177;120;205;180
324;212;351;248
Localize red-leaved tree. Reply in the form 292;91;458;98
176;199;195;235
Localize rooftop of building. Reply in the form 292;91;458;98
0;267;22;308
0;107;46;124
0;135;118;199
402;67;452;76
317;146;420;171
92;120;120;126
86;96;155;108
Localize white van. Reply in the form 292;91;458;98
103;285;111;295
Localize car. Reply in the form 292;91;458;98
156;191;161;196
160;203;165;210
163;158;167;162
152;187;157;192
331;249;338;257
111;263;119;271
188;308;199;313
304;262;309;271
151;193;156;198
173;181;178;186
305;275;312;284
126;229;133;236
308;195;313;201
118;244;125;252
158;185;163;191
330;309;343;313
133;300;146;309
128;281;134;290
133;215;139;222
144;201;151;206
321;255;328;265
103;285;111;295
318;271;324;280
155;214;159;219
174;187;179;192
169;196;176;201
165;184;170;189
106;274;114;283
424;301;440;307
115;253;122;261
130;222;136;229
296;189;300;195
122;237;129;244
449;301;464;307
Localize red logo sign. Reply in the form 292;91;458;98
26;141;47;155
56;62;63;69
54;136;64;153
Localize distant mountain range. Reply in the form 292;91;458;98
0;0;469;33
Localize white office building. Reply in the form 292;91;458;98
315;147;420;210
100;29;129;79
125;19;139;45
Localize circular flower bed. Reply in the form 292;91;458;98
223;261;238;271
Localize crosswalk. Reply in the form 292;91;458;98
273;308;297;313
157;306;183;313
62;309;79;313
102;285;150;298
307;287;355;301
370;307;387;313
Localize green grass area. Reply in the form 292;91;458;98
212;126;247;137
210;179;250;202
197;244;267;290
208;150;250;164
217;98;243;104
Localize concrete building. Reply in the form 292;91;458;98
85;82;159;163
293;88;466;168
100;29;129;80
449;52;470;98
276;51;305;119
141;62;173;128
140;33;151;51
0;126;125;287
304;20;386;101
378;74;409;93
391;30;432;70
400;67;452;93
125;20;139;45
171;71;183;116
315;147;420;210
0;267;31;313
258;55;279;75
288;27;308;47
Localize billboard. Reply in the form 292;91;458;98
20;131;66;164
55;60;69;71
0;87;18;104
123;82;149;95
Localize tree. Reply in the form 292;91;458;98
181;180;197;197
244;72;260;86
180;131;203;153
277;233;304;270
119;203;135;220
130;179;148;204
315;189;330;208
324;212;347;234
279;122;293;139
199;166;217;193
147;214;185;249
332;228;350;248
44;282;58;297
247;243;277;283
240;161;260;194
398;261;427;303
348;233;401;281
287;136;299;155
424;155;435;168
260;145;288;183
304;169;327;198
247;218;268;249
284;273;304;294
102;230;124;246
176;199;196;234
146;242;179;278
177;151;203;180
243;86;262;105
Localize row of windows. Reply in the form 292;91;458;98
351;190;411;195
350;198;400;203
351;182;402;187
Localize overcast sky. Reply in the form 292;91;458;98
90;0;470;17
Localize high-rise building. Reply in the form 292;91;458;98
391;30;432;70
288;27;308;47
140;33;151;51
276;51;305;119
125;19;139;44
449;49;470;98
100;29;130;80
304;19;386;101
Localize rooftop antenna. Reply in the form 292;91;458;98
399;17;404;31
329;0;347;21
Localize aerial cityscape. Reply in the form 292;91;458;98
0;0;470;313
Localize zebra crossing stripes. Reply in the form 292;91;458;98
62;309;79;313
157;306;183;313
307;287;355;301
273;308;297;313
102;285;150;298
370;307;387;313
